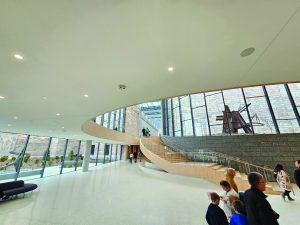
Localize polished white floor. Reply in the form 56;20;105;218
0;161;299;225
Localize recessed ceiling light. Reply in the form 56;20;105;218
13;53;24;60
240;47;255;57
167;67;174;72
56;113;60;116
0;96;5;99
83;94;89;98
8;124;11;127
13;116;18;120
61;126;65;129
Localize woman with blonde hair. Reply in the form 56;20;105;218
226;168;238;193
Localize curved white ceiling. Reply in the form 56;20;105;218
1;1;300;141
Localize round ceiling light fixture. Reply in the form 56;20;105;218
13;116;18;120
0;96;5;99
56;113;60;116
118;84;127;90
240;47;255;57
14;53;24;60
83;94;89;98
12;52;25;61
168;66;174;72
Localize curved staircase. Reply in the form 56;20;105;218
140;137;280;195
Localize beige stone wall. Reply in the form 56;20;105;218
125;106;141;137
124;106;159;137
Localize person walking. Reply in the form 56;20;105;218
129;152;133;164
244;172;279;225
139;151;143;162
294;160;300;189
133;151;138;163
274;164;294;201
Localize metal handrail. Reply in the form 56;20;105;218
141;138;277;183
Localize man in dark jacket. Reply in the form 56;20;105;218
244;172;279;225
294;160;300;188
205;192;228;225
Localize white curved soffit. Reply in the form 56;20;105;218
81;120;139;145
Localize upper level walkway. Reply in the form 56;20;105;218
0;161;299;225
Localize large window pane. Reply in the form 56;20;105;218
167;99;173;136
191;93;209;136
223;89;251;134
0;133;28;182
180;96;193;136
266;84;300;133
172;97;181;136
288;83;300;121
43;138;66;177
62;140;80;173
19;136;50;180
206;91;224;135
243;87;276;134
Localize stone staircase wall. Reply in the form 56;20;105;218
161;134;300;181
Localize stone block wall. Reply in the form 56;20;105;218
161;134;300;181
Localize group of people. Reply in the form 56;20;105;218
129;151;143;164
142;128;151;137
206;160;300;225
206;168;247;225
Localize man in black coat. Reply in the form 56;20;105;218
294;160;300;188
244;172;279;225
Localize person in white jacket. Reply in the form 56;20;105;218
274;164;294;201
220;180;239;220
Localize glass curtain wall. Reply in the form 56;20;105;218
94;108;126;132
62;140;80;173
0;133;28;181
19;136;50;180
172;97;182;136
1;132;125;182
43;138;67;177
190;93;210;136
180;96;193;136
163;83;300;136
205;91;224;135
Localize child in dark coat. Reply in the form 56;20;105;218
206;192;228;225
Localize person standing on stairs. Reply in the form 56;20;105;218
244;172;279;225
294;160;300;189
219;180;239;220
274;164;294;201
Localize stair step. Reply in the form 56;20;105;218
211;164;223;170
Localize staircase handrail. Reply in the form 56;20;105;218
142;137;278;183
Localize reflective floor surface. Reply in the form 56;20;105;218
0;161;299;225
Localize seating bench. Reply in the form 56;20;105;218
0;180;38;200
